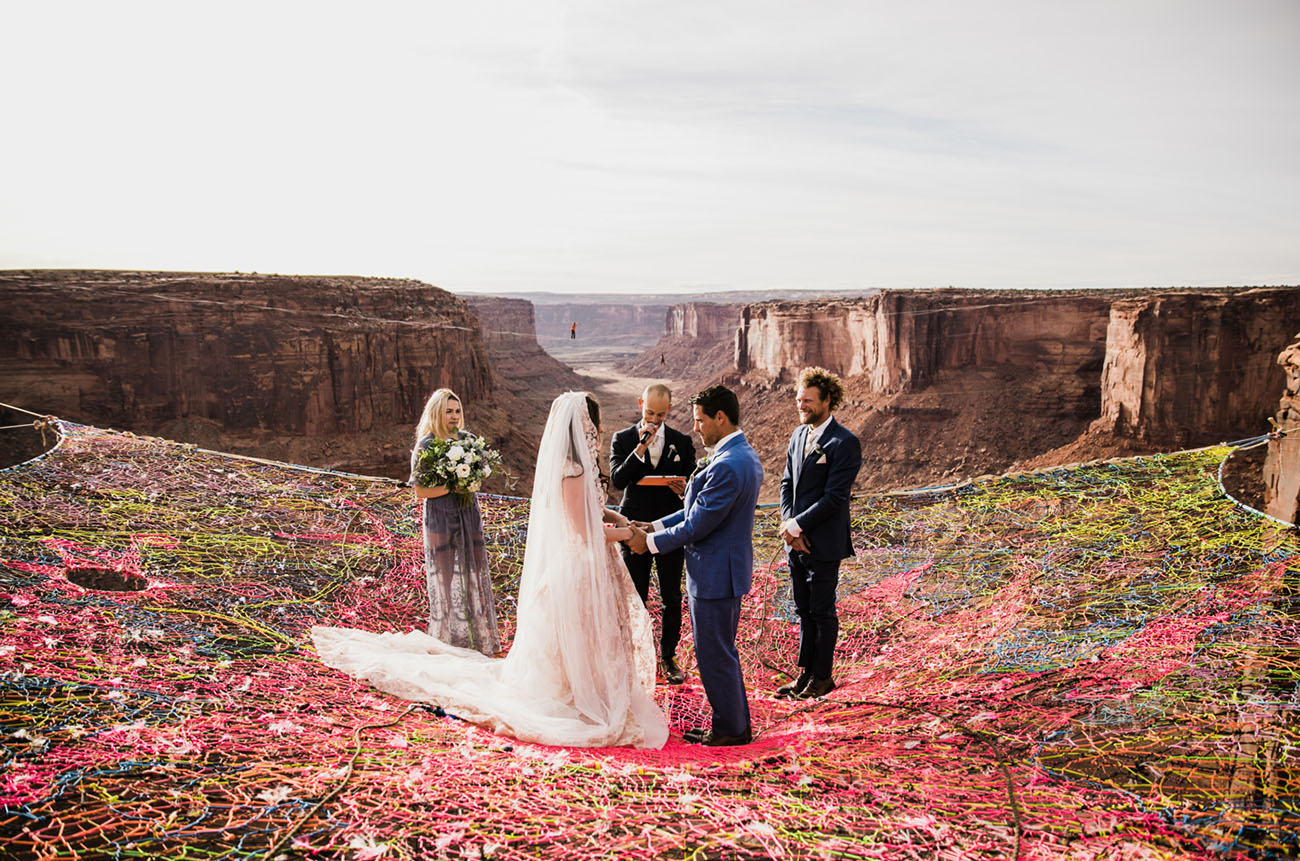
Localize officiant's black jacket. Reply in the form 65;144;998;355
610;424;697;522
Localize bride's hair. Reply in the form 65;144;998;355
563;394;609;493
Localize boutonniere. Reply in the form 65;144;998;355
691;454;711;477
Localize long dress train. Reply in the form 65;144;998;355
312;393;668;749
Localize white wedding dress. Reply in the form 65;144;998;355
312;393;668;749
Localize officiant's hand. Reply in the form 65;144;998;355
626;524;650;554
665;477;687;496
636;422;660;454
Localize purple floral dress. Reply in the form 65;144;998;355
411;433;500;655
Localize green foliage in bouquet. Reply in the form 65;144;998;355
413;433;503;507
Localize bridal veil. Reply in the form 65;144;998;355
312;392;668;749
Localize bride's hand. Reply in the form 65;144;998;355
603;508;629;528
603;525;632;543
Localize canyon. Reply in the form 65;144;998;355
621;286;1300;499
0;271;501;481
3;271;1297;512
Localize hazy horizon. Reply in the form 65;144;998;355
3;1;1297;295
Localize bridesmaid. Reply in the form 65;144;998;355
411;388;501;656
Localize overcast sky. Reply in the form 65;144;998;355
2;1;1297;295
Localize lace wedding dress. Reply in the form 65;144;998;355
312;393;668;749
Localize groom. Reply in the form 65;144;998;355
627;385;762;746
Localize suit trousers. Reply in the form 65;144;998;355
787;551;841;680
621;545;684;657
688;592;751;737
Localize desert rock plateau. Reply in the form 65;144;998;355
2;271;1297;511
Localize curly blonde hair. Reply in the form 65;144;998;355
796;367;845;412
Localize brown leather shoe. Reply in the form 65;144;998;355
700;727;753;747
683;726;708;744
660;656;685;685
798;677;836;699
776;671;812;699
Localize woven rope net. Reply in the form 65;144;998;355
1;421;1297;859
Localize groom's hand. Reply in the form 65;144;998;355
626;524;650;555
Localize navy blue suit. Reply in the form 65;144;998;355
652;431;763;736
779;417;862;680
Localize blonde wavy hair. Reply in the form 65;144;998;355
415;388;464;444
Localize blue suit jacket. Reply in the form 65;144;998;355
653;431;763;600
779;417;862;562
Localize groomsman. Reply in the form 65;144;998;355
778;367;862;700
610;383;696;684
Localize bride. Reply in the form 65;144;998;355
312;392;669;749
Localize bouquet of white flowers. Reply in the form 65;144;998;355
413;433;503;507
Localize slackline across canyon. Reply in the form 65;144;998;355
1;421;1297;860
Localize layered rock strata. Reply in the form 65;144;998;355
667;302;744;339
1091;288;1300;445
1;270;493;477
737;290;1113;411
1263;333;1300;524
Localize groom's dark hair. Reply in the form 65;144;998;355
692;385;740;425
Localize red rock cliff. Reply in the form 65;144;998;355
1091;288;1300;446
1;270;494;477
738;290;1111;399
667;302;744;339
1262;333;1300;524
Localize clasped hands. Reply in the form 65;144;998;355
624;520;653;555
603;511;653;554
780;524;811;554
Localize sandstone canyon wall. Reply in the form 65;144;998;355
667;302;744;339
0;270;495;478
646;286;1299;499
1091;288;1300;446
1262;333;1300;524
622;301;745;379
465;296;585;394
737;289;1112;407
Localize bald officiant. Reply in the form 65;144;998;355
610;383;696;684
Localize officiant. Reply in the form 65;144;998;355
610;383;696;684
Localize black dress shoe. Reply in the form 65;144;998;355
776;670;813;699
683;726;709;744
661;657;685;685
798;677;836;699
700;727;753;747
